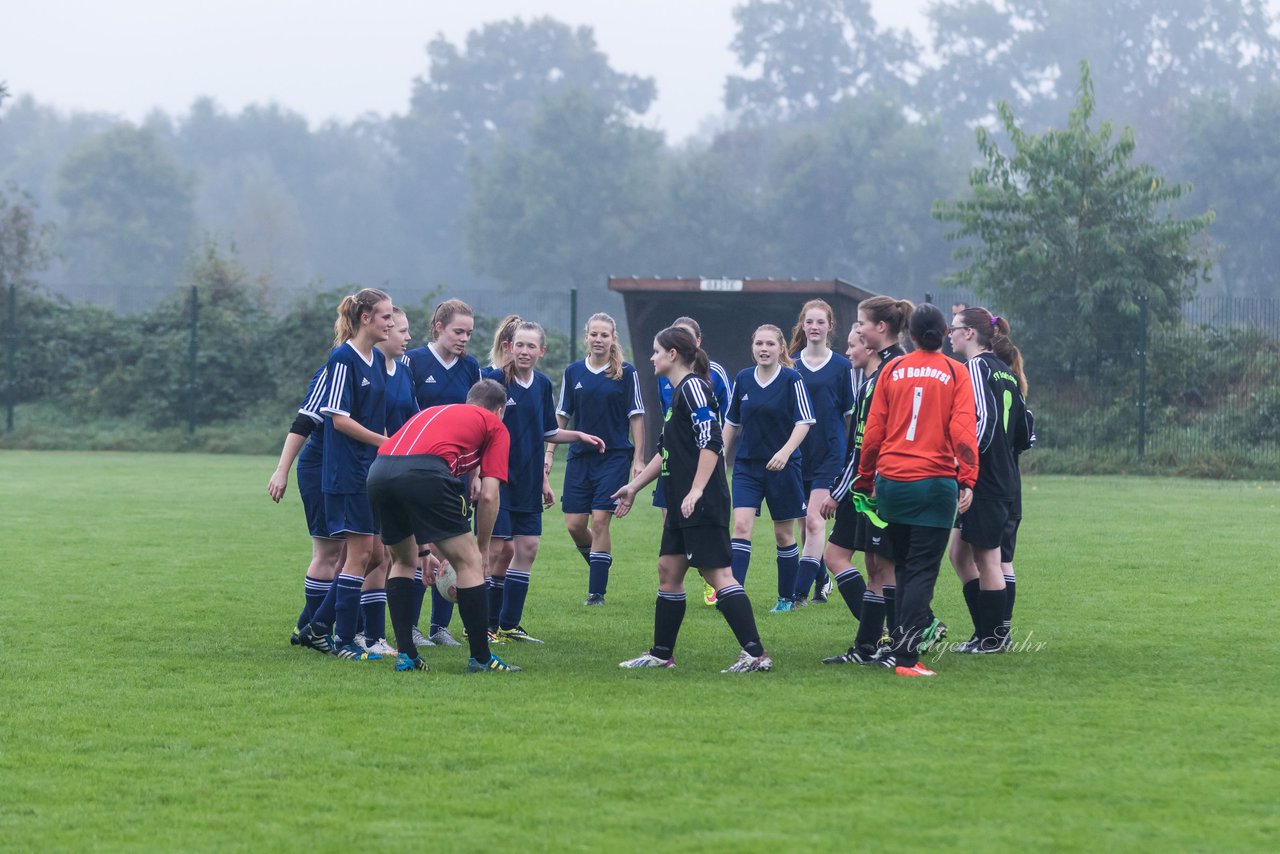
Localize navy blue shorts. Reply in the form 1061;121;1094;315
324;490;378;537
296;460;337;540
562;450;630;514
652;477;668;509
493;504;543;539
731;459;807;521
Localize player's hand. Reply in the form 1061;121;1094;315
583;433;606;453
469;477;482;503
267;470;288;502
818;495;839;520
957;486;973;514
543;480;556;508
611;484;637;518
680;487;703;519
766;451;789;472
632;460;645;480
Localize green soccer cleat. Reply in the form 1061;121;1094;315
496;625;544;643
467;654;522;673
918;618;948;654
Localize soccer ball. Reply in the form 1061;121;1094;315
435;561;458;603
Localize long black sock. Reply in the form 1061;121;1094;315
456;584;490;662
714;584;765;657
834;568;866;620
882;585;896;635
651;591;687;660
854;591;885;649
386;576;419;659
1004;573;1017;629
962;578;981;636
978;588;1006;645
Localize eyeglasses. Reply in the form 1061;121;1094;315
948;325;973;334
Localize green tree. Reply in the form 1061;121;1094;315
56;125;195;311
466;88;664;300
726;0;917;122
933;63;1213;376
0;183;56;291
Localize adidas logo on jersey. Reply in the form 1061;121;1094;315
360;378;371;387
574;382;583;389
741;394;749;400
506;398;517;406
424;376;437;384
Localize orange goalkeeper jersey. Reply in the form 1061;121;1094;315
855;349;979;491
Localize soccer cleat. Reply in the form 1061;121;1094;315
584;593;606;606
619;652;676;668
821;646;881;665
394;652;428;671
412;626;434;648
462;628;506;644
703;580;717;606
814;574;833;603
879;630;893;649
467;654;522;673
363;637;397;656
429;626;461;647
496;625;544;643
918;618;949;654
334;641;383;661
297;624;335;655
769;598;793;613
792;596;809;608
722;650;773;673
874;652;897;669
290;627;302;646
895;662;937;677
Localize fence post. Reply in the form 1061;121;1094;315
187;285;199;436
5;281;13;432
569;287;578;364
1136;293;1149;462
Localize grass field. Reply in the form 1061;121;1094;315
2;451;1278;850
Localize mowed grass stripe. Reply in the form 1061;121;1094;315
1;451;1277;850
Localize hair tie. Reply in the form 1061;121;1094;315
991;315;1000;327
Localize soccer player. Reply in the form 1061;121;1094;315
612;325;772;672
268;363;344;646
370;379;520;673
722;324;814;612
482;320;607;641
652;316;732;606
403;299;481;647
296;288;396;661
947;307;1029;653
554;312;645;606
854;304;978;677
787;299;854;605
481;314;523;636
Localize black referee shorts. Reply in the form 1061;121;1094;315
959;496;1014;551
659;524;733;570
367;454;472;547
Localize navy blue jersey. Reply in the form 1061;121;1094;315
557;360;644;458
658;359;733;424
792;350;855;482
296;364;327;469
383;355;419;435
725;366;815;463
404;343;481;409
482;366;559;513
319;342;387;494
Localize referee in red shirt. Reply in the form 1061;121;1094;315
369;379;519;673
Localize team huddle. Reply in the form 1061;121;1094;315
268;289;1032;678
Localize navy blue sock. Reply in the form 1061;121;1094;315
410;567;428;630
360;588;387;642
854;591;886;649
499;570;531;630
715;584;765;658
883;585;896;636
332;574;364;645
309;575;340;632
776;544;799;599
488;575;505;632
834;568;866;620
298;576;329;631
794;556;821;599
429;586;455;632
651;590;687;660
588;552;612;597
730;538;752;585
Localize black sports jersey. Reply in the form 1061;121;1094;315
967;351;1027;501
1010;407;1036;518
830;344;905;500
658;374;730;529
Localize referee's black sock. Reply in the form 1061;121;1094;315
651;590;687;660
456;583;490;663
978;588;1006;646
715;584;765;658
834;568;866;620
962;578;981;636
386;576;419;659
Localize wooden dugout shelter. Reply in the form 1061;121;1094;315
608;276;878;449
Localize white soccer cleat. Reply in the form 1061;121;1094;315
721;650;773;673
619;653;676;668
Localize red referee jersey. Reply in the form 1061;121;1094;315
379;404;510;482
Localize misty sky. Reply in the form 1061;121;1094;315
2;0;929;142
